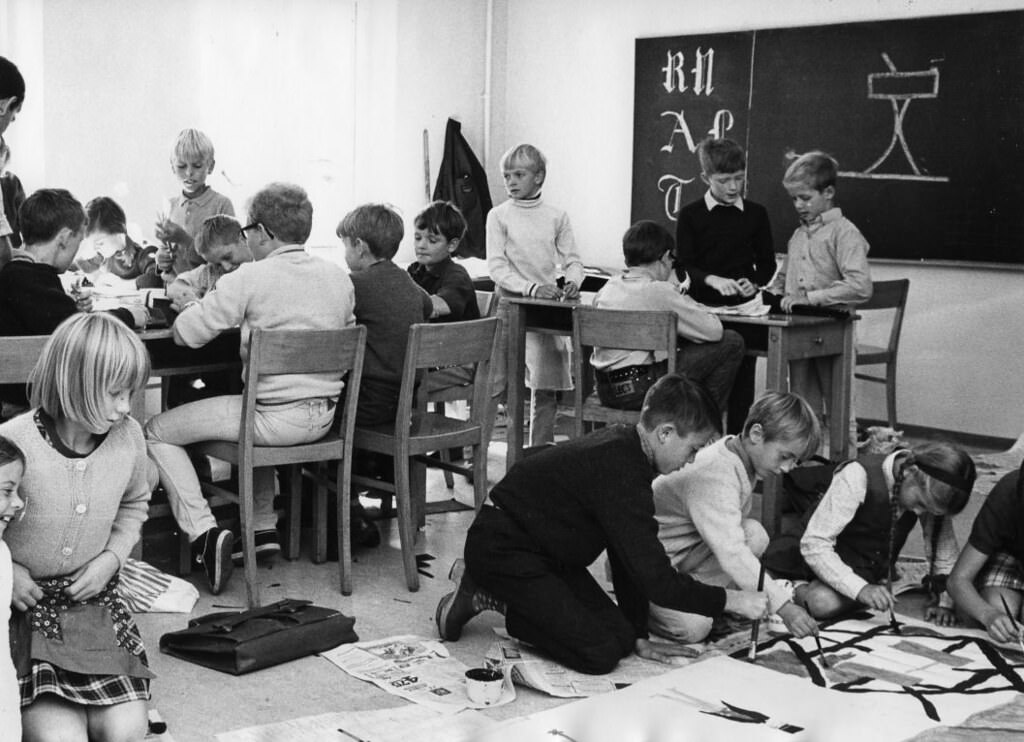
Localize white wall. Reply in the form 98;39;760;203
2;0;1021;439
488;0;1024;440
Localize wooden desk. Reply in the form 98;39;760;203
133;328;241;421
503;299;855;535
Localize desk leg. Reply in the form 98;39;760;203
829;321;855;461
505;303;526;471
761;327;789;537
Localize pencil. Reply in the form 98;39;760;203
998;594;1024;653
748;561;766;661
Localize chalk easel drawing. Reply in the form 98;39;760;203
839;53;950;183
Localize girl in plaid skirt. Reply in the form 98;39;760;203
3;313;153;741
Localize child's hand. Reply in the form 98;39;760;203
155;218;189;246
724;588;769;619
778;601;819;638
65;550;120;602
70;282;94;313
167;282;200;312
534;284;562;300
633;637;700;665
706;275;746;297
857;584;895;612
561;280;580;301
983;607;1021;645
155;243;175;271
925;604;959;627
781;289;810;312
736;278;757;297
11;561;42;611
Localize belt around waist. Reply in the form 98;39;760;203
593;360;667;385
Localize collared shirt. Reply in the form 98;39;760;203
704;190;744;212
801;450;958;604
766;207;871;307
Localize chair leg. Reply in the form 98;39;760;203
287;465;302;561
472;440;488;511
338;458;353;596
239;464;260;607
394;451;420;592
885;362;898;429
434;402;455;489
313;462;328;564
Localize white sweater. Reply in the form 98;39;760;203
653;437;793;612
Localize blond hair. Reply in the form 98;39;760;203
742;391;821;460
29;314;150;433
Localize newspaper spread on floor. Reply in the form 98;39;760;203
484;635;701;698
320;634;515;712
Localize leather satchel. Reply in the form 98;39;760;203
159;598;358;675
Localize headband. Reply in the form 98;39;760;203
916;461;974;494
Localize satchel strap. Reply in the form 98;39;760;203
206;599;313;632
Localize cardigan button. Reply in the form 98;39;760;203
75;504;87;514
61;547;72;556
75;461;87;471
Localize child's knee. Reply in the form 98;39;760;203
799;582;847;619
741;519;769;557
648;604;713;643
573;638;629;675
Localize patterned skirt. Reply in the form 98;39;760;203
15;575;152;708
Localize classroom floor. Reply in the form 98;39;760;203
132;410;1012;742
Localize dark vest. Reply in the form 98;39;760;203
829;453;918;583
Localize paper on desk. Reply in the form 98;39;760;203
699;294;771;316
320;635;515;712
215;705;497;742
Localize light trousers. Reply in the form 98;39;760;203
145;395;335;541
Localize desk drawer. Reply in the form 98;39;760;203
769;325;845;359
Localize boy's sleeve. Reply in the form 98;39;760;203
555;211;584;287
800;462;871;600
103;422;152;567
434;265;476;320
658;284;723;342
805;222;872;306
673;207;705;285
486;209;532;296
172;266;249;347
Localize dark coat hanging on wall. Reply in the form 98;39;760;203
432;118;492;259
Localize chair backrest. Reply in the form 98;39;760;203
0;335;50;385
572;307;678;427
858;279;910;356
396;317;501;430
240;326;367;449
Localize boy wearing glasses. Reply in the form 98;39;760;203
145;183;355;595
154;128;235;283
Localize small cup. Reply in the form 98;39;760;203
465;667;503;706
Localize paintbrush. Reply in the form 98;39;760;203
998;594;1024;654
748;562;766;661
813;632;830;669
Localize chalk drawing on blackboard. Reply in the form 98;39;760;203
839;53;950;184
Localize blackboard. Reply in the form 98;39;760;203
631;10;1024;266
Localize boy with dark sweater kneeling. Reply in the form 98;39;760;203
436;373;767;674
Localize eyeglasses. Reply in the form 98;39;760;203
240;222;275;240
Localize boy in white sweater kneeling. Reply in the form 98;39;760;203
649;392;821;642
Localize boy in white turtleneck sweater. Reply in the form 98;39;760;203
487;143;583;445
649;392;821;643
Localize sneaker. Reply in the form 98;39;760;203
231;529;281;565
435;559;504;641
192;527;234;595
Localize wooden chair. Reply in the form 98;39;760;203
352;317;500;592
425;290;497;489
854;279;910;428
0;335;49;388
191;326;366;606
570;307;677;437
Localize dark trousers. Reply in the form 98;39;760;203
676;328;745;415
465;505;634;675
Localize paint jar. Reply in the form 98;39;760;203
465;667;503;706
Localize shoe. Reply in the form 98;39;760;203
435;559;504;641
192;527;234;595
350;501;381;549
231;529;281;565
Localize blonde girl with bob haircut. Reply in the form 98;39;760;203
4;312;154;742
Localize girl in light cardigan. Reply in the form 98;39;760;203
4;312;153;742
